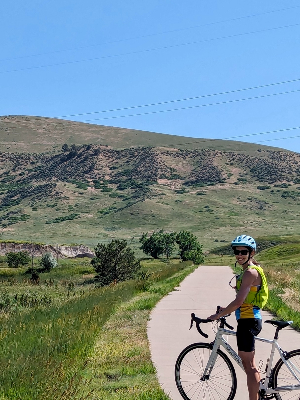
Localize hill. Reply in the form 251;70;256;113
0;115;299;250
0;115;283;153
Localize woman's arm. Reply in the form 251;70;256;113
207;268;259;320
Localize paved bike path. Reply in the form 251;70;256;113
147;265;300;400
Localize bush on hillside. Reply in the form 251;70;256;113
91;239;141;286
257;185;271;190
40;252;57;272
5;251;31;268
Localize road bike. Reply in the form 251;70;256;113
175;312;300;399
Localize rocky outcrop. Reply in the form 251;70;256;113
0;242;94;258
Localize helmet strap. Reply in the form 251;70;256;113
243;247;253;265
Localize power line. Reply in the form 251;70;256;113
1;22;300;75
1;4;299;63
56;77;300;118
223;126;300;140
83;88;300;121
258;134;300;143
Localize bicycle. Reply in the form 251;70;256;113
175;312;300;399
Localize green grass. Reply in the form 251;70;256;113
4;180;300;254
0;257;194;400
0;281;139;400
77;260;195;399
3;236;300;399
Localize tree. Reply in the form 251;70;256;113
140;231;177;259
40;252;57;272
6;251;31;268
139;230;165;259
162;232;176;259
91;239;141;286
140;230;176;259
176;231;204;264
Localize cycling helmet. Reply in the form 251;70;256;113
231;235;256;251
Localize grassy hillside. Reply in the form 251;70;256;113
0;115;284;153
0;116;300;250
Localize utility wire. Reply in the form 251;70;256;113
258;134;300;143
223;126;300;140
1;4;299;63
1;22;300;75
56;77;300;118
83;88;300;121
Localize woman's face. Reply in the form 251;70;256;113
233;246;253;265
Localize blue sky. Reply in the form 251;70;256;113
1;1;300;153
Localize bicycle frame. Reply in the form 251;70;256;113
203;323;300;396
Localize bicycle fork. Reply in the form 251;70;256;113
200;340;220;381
201;329;237;381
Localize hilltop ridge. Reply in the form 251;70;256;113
0;115;286;153
0;115;299;249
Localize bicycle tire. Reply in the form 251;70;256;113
272;348;300;400
175;342;237;400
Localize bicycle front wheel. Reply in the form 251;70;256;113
175;342;237;400
272;349;300;400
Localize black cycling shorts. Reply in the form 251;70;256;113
236;318;262;352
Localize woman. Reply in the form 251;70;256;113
207;234;268;400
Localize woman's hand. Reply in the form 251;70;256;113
207;306;224;320
207;313;219;321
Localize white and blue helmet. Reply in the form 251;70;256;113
231;235;256;251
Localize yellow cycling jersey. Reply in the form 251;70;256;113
235;265;269;319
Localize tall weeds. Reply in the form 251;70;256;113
0;282;136;400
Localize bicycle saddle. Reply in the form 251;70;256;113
265;320;292;329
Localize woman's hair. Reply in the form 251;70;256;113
249;248;260;266
251;257;260;266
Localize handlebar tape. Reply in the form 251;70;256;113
190;313;234;338
224;321;234;330
190;313;209;338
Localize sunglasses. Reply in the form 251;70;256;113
233;249;249;255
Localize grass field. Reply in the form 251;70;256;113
0;256;195;400
1;236;300;398
2;180;300;253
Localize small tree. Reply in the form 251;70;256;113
176;231;204;264
6;251;30;268
91;239;140;286
139;231;165;259
140;230;176;259
40;252;57;272
163;232;176;259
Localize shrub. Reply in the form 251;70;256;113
257;185;271;190
91;239;141;286
6;251;31;268
40;252;57;272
